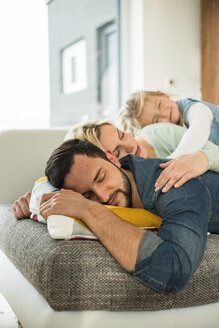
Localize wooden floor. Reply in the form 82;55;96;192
0;293;22;328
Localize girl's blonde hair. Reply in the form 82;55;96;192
64;119;113;152
118;90;168;133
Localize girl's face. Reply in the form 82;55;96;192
99;124;148;160
137;95;181;127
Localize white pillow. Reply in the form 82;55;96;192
30;179;97;240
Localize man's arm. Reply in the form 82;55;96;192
39;189;146;271
134;177;210;294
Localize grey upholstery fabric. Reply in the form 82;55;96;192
0;204;218;311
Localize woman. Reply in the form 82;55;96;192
65;119;219;193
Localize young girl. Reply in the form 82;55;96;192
119;90;219;158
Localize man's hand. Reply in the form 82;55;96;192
12;192;32;220
155;152;209;193
39;189;89;220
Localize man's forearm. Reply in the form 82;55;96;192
39;189;146;271
82;201;146;271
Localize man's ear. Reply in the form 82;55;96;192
105;150;121;168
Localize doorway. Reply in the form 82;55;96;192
202;0;219;104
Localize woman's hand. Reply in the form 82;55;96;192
12;192;32;220
155;152;209;193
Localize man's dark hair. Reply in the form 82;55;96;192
45;138;109;188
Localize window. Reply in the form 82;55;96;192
62;39;87;94
48;0;120;126
97;21;120;118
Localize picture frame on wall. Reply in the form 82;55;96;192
62;38;87;94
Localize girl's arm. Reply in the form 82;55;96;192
169;102;213;158
143;122;219;193
155;141;219;193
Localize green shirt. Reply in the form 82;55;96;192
140;123;219;173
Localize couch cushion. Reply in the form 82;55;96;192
0;204;218;311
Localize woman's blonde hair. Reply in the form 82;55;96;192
64;119;113;152
118;90;168;133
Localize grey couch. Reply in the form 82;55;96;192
0;129;218;328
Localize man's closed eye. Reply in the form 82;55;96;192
98;173;106;183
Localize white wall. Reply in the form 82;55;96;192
121;0;201;103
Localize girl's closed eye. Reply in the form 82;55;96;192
158;101;161;109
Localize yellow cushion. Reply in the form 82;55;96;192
35;176;48;183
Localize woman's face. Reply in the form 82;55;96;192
137;95;181;127
99;124;148;159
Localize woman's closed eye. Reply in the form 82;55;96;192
118;129;124;140
114;148;120;158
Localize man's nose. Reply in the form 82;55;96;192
93;187;109;204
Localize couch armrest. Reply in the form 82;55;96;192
0;128;67;202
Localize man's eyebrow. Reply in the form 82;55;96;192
93;167;102;183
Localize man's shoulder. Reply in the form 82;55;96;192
120;154;169;171
120;155;169;207
120;154;167;164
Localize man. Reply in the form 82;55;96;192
13;139;219;294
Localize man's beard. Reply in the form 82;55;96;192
119;168;132;207
108;164;132;208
